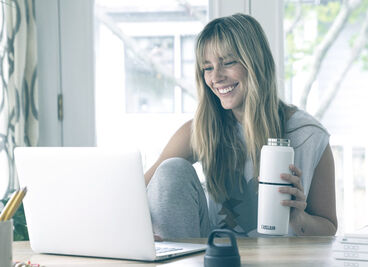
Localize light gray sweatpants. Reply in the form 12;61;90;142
147;157;211;239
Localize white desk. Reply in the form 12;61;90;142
13;236;341;266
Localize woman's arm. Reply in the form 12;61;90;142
144;120;195;185
295;143;337;235
280;143;338;236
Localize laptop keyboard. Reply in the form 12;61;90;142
156;246;183;254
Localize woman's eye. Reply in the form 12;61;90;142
203;66;213;72
224;61;236;66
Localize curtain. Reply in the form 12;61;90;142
0;0;38;201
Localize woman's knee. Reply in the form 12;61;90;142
149;157;198;190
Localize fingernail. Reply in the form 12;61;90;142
278;188;286;193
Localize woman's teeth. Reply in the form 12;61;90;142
218;85;236;94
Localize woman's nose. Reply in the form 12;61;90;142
211;66;225;83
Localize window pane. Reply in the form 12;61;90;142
94;0;208;168
332;145;344;231
353;147;366;229
181;35;197;113
95;0;207;114
284;0;368;233
125;36;175;113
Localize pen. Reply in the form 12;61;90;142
0;187;27;221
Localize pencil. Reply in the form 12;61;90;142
0;187;27;221
5;187;27;221
0;189;20;221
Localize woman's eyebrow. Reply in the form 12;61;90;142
202;54;235;65
223;54;235;60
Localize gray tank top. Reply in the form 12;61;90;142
207;109;330;236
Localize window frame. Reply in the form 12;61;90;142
35;0;284;146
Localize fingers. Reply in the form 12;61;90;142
280;165;303;191
279;186;307;211
279;165;307;211
280;174;303;191
279;186;306;201
281;199;307;210
289;164;302;177
154;234;163;242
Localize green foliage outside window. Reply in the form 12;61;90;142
284;0;368;81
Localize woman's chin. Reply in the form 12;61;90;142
220;100;237;110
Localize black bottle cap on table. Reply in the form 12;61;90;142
204;229;241;267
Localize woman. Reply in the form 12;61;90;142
145;13;337;238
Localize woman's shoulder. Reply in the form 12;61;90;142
287;109;328;132
285;109;329;149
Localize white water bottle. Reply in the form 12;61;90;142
257;138;294;235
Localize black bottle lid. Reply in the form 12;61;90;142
204;229;241;267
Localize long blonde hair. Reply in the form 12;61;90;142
191;13;288;202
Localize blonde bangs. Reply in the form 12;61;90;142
196;26;241;70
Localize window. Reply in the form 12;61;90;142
94;0;208;169
125;36;175;113
284;0;368;233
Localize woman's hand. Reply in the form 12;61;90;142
154;234;163;242
278;165;307;225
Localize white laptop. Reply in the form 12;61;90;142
14;147;207;261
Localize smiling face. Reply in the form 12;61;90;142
202;48;248;121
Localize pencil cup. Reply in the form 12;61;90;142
0;219;13;267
